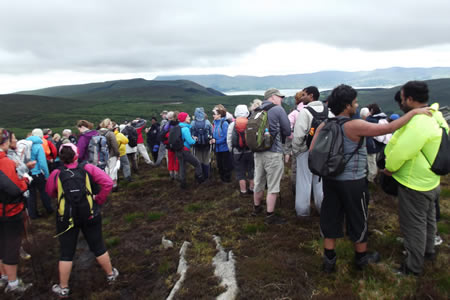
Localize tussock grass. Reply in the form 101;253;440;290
124;211;145;223
242;223;266;235
148;211;165;221
105;236;120;248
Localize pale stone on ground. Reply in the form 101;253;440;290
212;235;238;300
166;241;191;300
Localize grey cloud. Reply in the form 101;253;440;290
0;0;449;75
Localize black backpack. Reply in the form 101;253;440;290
305;105;328;149
56;163;99;233
192;120;210;147
167;125;184;151
308;118;363;177
422;126;450;175
122;125;138;147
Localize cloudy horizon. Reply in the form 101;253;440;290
1;0;450;94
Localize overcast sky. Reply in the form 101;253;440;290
1;0;450;94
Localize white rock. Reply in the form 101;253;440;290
166;241;191;300
162;236;174;249
212;235;238;300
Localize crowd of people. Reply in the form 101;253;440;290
0;80;448;296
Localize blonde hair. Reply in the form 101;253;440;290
53;133;61;141
249;99;262;112
99;118;112;129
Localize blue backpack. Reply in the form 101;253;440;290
88;135;109;170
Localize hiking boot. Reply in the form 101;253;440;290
52;284;70;298
355;252;381;270
126;177;134;182
107;268;119;284
322;255;337;273
394;263;419;276
20;246;31;260
264;214;286;225
251;205;263;217
424;251;437;262
4;279;32;294
435;235;443;246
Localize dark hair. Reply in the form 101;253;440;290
367;103;381;115
402;81;429;103
303;86;320;101
151;117;158;121
77;120;93;129
394;90;401;103
60;146;76;164
328;84;357;116
0;128;10;145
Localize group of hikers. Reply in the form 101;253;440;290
0;79;448;296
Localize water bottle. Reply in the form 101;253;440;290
264;128;271;148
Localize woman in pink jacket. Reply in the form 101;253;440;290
45;143;118;297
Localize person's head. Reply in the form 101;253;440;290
151;117;157;124
328;84;358;116
31;128;44;138
167;111;175;121
360;107;370;120
43;128;52;136
264;88;285;106
77;120;93;133
294;90;306;105
234;105;249;118
8;131;17;150
178;112;190;123
0;128;11;151
212;105;226;120
53;133;61;142
400;81;429;112
160;110;168;119
302;86;320;103
59;143;78;164
62;129;72;138
367;103;381;115
99;118;113;129
249;99;262;112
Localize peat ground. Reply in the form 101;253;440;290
3;160;450;299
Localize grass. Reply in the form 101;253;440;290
124;212;146;223
148;211;165;221
105;236;120;248
440;188;450;198
184;202;204;213
242;223;266;235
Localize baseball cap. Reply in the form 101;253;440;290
264;88;285;100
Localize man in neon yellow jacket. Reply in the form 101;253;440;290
385;81;449;275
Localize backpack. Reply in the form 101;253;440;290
167;125;184;151
192;120;210;147
55;163;98;235
88;135;109;170
422;126;450;175
16;140;32;162
42;138;51;157
245;103;276;152
305;105;328;149
308;118;363;177
231;117;249;151
122;125;138;147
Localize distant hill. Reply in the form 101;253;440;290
155;67;450;92
17;78;225;100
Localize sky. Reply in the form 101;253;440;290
1;0;450;94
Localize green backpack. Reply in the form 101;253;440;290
245;103;276;152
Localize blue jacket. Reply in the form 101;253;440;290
179;122;196;150
213;118;229;152
26;136;49;178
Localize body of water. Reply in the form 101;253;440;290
224;86;393;97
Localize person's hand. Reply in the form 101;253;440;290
412;106;432;117
210;138;216;144
193;136;198;141
284;154;290;163
383;169;393;176
26;161;37;169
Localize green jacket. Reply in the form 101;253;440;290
385;105;449;191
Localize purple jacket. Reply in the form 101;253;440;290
77;130;98;162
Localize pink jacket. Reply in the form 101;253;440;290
287;102;304;139
45;162;113;205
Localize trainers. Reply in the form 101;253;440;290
355;252;381;270
322;255;337;273
264;214;286;225
107;267;119;283
251;205;263;217
20;246;31;260
435;235;443;246
4;278;32;294
52;284;70;298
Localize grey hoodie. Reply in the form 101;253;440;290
259;101;291;153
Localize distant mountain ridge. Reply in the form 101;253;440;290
155;67;450;92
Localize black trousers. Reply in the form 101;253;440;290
216;151;233;182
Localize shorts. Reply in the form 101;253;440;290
0;213;24;265
320;178;369;243
253;151;284;194
233;152;254;180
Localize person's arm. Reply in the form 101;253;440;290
84;164;113;205
38;147;49;178
278;108;291;138
292;109;312;154
345;107;431;140
182;127;196;146
77;135;87;161
0;169;24;199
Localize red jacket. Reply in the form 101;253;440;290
44;135;57;160
0;151;27;217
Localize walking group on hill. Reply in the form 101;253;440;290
0;80;448;297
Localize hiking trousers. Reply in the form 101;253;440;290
137;143;153;164
367;153;378;183
176;150;202;186
398;184;438;274
28;173;53;218
120;155;131;179
295;151;323;216
154;143;167;167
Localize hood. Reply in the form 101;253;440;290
26;136;43;144
260;100;276;110
82;130;99;137
98;128;109;136
179;122;191;129
373;112;388;119
234;105;249;118
194;107;206;121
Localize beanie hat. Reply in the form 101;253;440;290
178;112;188;123
31;128;44;138
234;105;249;118
390;113;400;121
